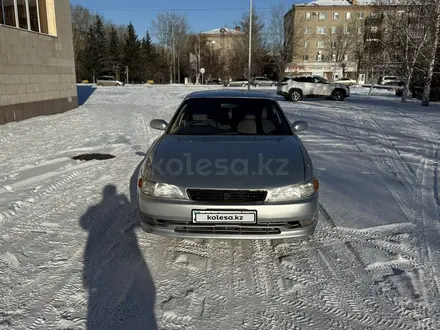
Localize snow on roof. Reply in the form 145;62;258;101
202;27;243;35
296;0;374;6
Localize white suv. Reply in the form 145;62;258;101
277;75;350;101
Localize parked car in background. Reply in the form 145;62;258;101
378;76;400;85
251;76;277;87
410;73;440;101
96;76;124;86
206;79;222;85
138;90;319;239
228;79;249;87
277;75;350;101
335;77;357;86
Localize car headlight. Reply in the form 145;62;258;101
138;178;188;199
267;178;319;202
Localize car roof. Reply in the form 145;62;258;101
185;90;274;100
285;74;324;78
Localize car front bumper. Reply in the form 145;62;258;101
138;192;319;239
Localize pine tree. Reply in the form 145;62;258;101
94;15;109;75
108;27;121;80
141;30;155;81
85;24;98;82
84;15;109;82
123;23;141;83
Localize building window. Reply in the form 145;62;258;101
0;0;4;24
316;54;323;62
28;0;39;31
331;26;337;34
316;27;326;34
305;12;311;19
331;41;337;48
344;54;349;61
17;0;28;29
345;12;351;19
332;54;336;62
333;12;339;20
344;26;350;34
316;40;325;48
318;12;328;20
304;40;309;48
304;27;311;34
0;0;47;33
358;12;364;19
303;55;309;62
1;0;16;26
357;26;363;34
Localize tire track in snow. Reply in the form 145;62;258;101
27;261;84;330
420;154;440;299
309;205;418;328
348;106;440;321
368;117;418;186
0;160;100;227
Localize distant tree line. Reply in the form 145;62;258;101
71;5;164;84
71;5;284;84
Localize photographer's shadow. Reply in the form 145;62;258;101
80;181;157;330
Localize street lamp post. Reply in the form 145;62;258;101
247;0;253;91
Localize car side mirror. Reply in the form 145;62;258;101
150;119;168;131
292;120;308;132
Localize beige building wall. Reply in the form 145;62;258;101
202;28;243;55
0;0;77;125
287;3;373;80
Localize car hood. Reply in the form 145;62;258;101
148;135;306;189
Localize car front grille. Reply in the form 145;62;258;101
186;189;267;203
174;225;281;235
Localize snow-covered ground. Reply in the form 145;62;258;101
1;85;440;330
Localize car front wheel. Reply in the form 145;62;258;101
289;89;302;102
332;89;344;101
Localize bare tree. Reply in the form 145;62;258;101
374;0;431;102
152;12;189;83
267;3;305;79
421;0;440;105
230;9;266;80
323;18;365;78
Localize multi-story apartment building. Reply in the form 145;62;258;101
285;0;375;81
201;26;243;53
0;0;77;125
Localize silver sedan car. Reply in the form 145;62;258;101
137;90;319;239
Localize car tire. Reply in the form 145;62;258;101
271;83;276;87
332;89;344;101
289;89;302;102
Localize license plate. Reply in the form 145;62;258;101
192;210;257;223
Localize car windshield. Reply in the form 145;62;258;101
167;98;292;136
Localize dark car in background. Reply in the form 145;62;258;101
410;73;440;101
251;76;277;87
